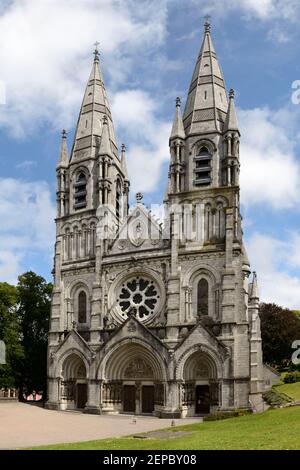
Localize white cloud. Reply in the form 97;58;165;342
247;232;300;309
0;251;22;285
0;0;168;137
0;178;55;283
111;89;171;193
189;0;300;21
239;107;300;209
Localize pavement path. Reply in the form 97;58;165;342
0;402;201;449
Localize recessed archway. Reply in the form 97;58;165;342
61;353;87;409
181;350;219;416
101;342;165;415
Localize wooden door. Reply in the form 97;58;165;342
142;386;154;413
195;385;210;414
123;385;136;412
76;383;87;409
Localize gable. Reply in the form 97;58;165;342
108;204;164;254
176;321;228;360
54;329;92;358
99;316;168;359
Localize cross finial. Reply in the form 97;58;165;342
93;41;100;62
204;15;211;33
103;114;108;125
62;129;67;139
121;143;126;153
176;97;181;108
229;89;235;99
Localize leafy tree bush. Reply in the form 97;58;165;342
17;272;52;399
259;303;300;368
0;282;24;388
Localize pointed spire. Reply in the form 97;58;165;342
121;143;129;180
183;19;228;135
170;97;186;141
224;89;240;133
70;45;118;162
250;272;259;300
57;129;69;168
98;115;113;157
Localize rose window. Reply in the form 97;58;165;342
117;276;160;321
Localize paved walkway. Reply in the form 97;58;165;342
0;402;201;449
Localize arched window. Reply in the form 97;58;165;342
204;204;212;242
78;291;87;324
216;203;225;240
194;146;212;187
65;228;71;260
90;222;96;256
116;179;122;219
74;226;79;259
197;279;209;316
74;172;87;210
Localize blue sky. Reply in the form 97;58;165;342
0;0;300;308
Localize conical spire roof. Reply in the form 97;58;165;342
250;272;259;299
183;20;228;135
57;130;69;168
224;89;239;133
98;115;113;157
170;97;186;141
70;46;118;162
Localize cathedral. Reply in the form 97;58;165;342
46;21;265;417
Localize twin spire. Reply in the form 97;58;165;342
58;44;129;178
58;23;239;177
70;43;118;162
179;19;238;136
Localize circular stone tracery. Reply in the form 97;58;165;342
116;276;160;321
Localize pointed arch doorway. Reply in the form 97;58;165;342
61;353;88;410
182;350;219;416
103;343;165;415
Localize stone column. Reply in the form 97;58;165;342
84;379;101;414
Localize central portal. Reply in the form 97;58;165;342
123;385;136;412
103;343;165;415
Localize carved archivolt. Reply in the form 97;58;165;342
124;357;154;379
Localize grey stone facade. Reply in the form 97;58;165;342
47;23;264;417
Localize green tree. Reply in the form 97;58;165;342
260;303;300;368
0;282;24;388
17;272;52;398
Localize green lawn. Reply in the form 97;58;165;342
275;381;300;401
30;406;300;450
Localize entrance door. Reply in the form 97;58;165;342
195;385;210;414
142;386;154;414
76;383;87;409
123;385;136;412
